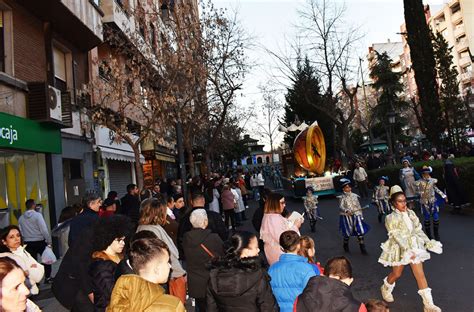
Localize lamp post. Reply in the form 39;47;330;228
387;110;396;164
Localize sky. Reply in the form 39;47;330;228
212;0;448;150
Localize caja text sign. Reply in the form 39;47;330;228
0;113;61;154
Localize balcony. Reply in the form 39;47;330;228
437;21;447;31
459;55;471;67
448;0;459;7
459;72;472;83
451;10;462;24
456;38;469;52
454;24;465;38
16;0;103;51
101;0;136;38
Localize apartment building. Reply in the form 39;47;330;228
0;0;102;227
429;0;474;97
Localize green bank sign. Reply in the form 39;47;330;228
0;113;61;154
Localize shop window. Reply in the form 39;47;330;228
69;159;83;179
0;152;49;228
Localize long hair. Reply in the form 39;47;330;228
139;197;168;226
211;231;260;272
264;193;284;214
298;236;315;264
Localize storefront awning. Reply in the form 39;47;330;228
98;146;145;164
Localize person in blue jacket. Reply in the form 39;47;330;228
268;230;319;312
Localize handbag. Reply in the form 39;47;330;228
169;275;187;304
41;246;57;264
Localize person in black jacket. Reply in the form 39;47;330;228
89;215;132;312
120;184;141;224
68;193;101;247
207;231;278;312
295;256;366;312
183;209;224;312
177;193;228;259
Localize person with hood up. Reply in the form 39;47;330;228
294;256;367;312
183;209;224;312
107;237;185;312
207;231;278;312
18;199;53;283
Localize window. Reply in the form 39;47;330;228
69;159;83;179
53;46;67;91
0;11;4;72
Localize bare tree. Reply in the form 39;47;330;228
266;0;363;159
254;84;284;155
84;1;205;188
198;2;251;173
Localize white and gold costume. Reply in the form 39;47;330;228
378;208;442;267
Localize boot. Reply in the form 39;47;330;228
343;238;349;252
380;277;395;302
358;236;368;255
433;220;440;241
424;220;432;240
418;288;441;312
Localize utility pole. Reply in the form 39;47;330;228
359;57;374;154
176;121;188;206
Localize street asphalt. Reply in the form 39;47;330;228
275;189;474;312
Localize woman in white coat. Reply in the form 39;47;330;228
0;225;44;295
208;183;221;214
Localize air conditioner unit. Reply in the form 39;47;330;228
48;85;62;121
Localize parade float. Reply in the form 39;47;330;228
281;121;343;198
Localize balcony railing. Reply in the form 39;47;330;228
451;10;462;24
459;55;471;67
61;0;103;41
454;24;465;38
460;72;472;83
456;38;469;52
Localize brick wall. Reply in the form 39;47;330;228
11;1;47;82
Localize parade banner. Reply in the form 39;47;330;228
305;176;334;191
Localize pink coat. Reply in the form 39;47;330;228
260;213;299;265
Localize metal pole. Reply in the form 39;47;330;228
359;57;373;154
176;121;188;206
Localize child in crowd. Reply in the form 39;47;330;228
108;237;185;312
297;236;324;275
294;256;367;312
372;176;391;223
268;231;319;312
365;299;389;312
303;187;321;232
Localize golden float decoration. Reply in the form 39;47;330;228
293;121;326;175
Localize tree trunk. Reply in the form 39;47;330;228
132;145;144;190
183;137;195;177
204;151;212;175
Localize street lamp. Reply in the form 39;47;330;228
387;110;397;164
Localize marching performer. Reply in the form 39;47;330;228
379;185;442;312
304;186;321;232
372;176;391;223
338;179;370;254
414;166;447;240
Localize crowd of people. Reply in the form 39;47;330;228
0;153;464;311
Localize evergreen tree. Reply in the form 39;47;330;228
369;51;409;156
432;31;468;149
284;57;335;156
403;0;443;147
